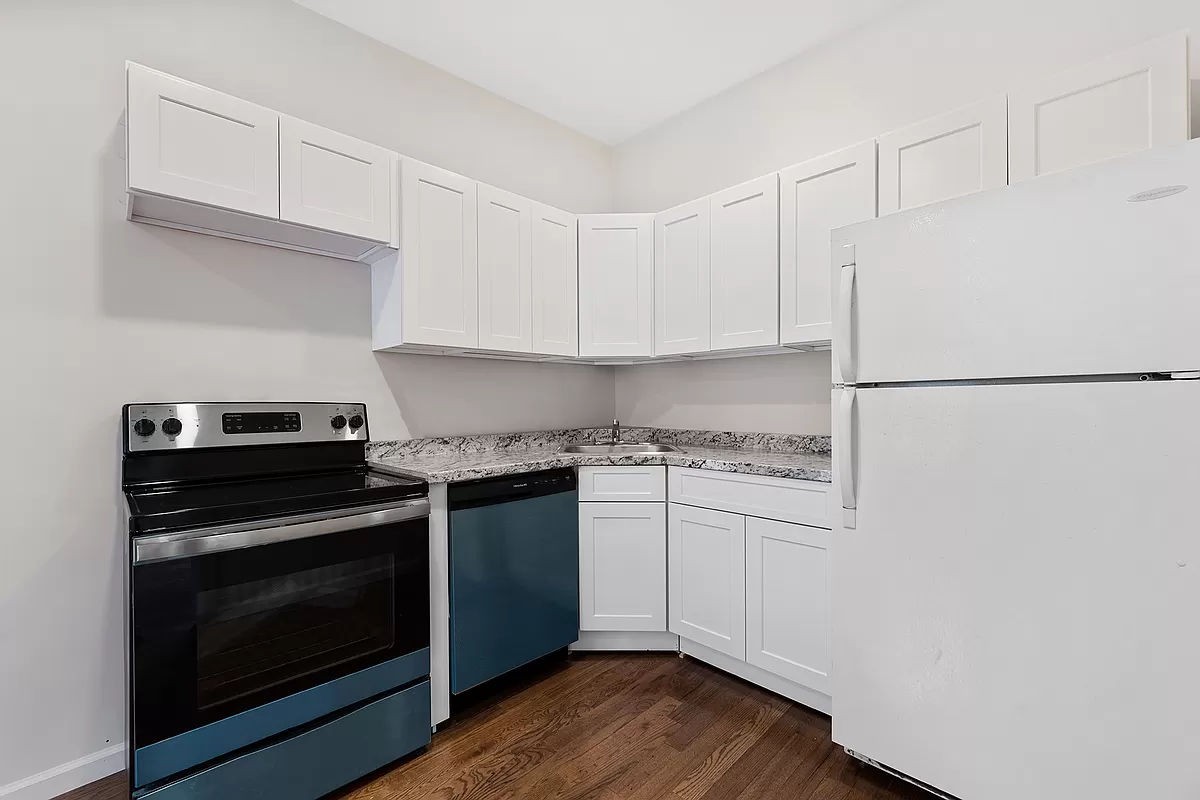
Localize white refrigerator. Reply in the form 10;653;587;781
831;139;1200;800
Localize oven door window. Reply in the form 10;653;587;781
195;552;394;710
133;518;428;748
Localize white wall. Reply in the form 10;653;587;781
611;0;1200;436
615;353;832;435
0;1;614;793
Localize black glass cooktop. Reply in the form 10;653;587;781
126;467;427;535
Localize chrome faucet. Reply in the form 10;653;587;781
609;418;621;444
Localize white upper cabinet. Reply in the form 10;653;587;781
579;502;668;632
476;184;533;353
531;202;579;357
709;174;780;351
654;197;711;356
877;97;1008;215
779;141;876;346
668;503;746;658
745;517;831;694
279;115;395;243
578;214;654;358
126;62;279;218
1008;32;1191;183
399;159;479;348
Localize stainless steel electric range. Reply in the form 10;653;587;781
121;402;431;800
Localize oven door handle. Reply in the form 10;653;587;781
133;498;431;565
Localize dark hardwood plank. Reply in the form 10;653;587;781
52;773;125;800
55;654;926;800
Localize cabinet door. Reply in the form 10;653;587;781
709;175;779;351
579;502;667;632
668;503;745;658
877;97;1008;215
126;62;279;218
780;142;876;346
578;214;654;357
654;197;710;355
531;203;578;357
1009;32;1190;183
477;184;532;353
745;517;830;693
278;116;394;242
400;159;478;348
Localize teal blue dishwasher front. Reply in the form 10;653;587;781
448;469;579;694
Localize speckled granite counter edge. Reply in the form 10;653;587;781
369;426;830;459
371;451;831;484
368;427;832;484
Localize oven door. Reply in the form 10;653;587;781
129;498;430;789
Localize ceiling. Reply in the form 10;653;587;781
294;0;904;145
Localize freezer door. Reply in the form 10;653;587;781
832;139;1200;385
832;380;1200;800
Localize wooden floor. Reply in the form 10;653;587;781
60;653;927;800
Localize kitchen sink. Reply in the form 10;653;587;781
561;442;679;455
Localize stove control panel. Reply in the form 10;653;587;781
124;402;368;452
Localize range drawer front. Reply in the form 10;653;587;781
668;467;831;528
140;680;431;800
449;489;580;693
134;648;430;787
577;466;666;502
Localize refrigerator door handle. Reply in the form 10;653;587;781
838;387;857;529
836;257;856;384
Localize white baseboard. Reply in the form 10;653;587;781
570;630;680;651
0;743;124;800
679;638;832;715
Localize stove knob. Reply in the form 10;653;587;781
330;415;347;430
161;417;183;437
348;414;364;430
132;418;156;437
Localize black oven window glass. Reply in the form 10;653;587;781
195;554;395;711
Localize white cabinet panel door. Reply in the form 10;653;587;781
878;97;1008;215
476;184;532;353
779;141;876;345
709;175;780;350
745;517;830;693
654;197;710;355
668;503;746;658
1009;32;1190;183
126;62;279;218
400;159;478;348
835;380;1200;800
279;115;393;242
578;214;654;358
531;202;578;357
579;502;667;632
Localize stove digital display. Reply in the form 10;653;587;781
222;412;302;434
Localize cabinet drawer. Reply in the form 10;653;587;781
668;467;831;528
578;466;666;502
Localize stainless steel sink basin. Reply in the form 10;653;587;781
561;442;678;455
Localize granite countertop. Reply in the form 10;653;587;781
368;427;832;484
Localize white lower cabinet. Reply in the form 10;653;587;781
667;467;833;711
745;517;830;694
579;502;667;632
668;503;746;659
